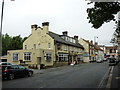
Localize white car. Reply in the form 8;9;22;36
96;59;103;63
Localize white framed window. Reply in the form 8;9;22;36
73;39;75;43
48;43;51;49
70;38;72;42
25;45;27;49
13;53;19;61
64;45;67;51
24;52;31;61
34;44;36;49
44;52;52;62
38;44;40;49
58;54;68;62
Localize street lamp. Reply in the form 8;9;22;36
0;0;15;60
94;36;98;44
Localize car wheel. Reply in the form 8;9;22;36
9;74;14;80
28;72;33;77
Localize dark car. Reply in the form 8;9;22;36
2;65;33;80
108;58;117;66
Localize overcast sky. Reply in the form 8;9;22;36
0;0;118;46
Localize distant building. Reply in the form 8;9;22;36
0;55;7;62
94;42;104;61
79;38;104;62
79;38;96;62
105;46;117;58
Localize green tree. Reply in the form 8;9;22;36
87;2;120;60
2;34;26;55
11;35;23;50
87;2;120;29
2;34;12;55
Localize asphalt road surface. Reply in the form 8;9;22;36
2;62;109;88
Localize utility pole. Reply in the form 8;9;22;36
0;0;14;62
0;0;5;62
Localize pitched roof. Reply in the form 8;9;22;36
48;31;84;49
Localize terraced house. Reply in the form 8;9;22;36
7;22;84;69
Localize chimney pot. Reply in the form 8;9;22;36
31;24;38;29
42;22;49;26
62;31;68;36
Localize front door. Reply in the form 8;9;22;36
37;57;41;65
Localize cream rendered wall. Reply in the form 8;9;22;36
23;25;55;63
79;38;90;62
23;27;54;50
7;49;41;65
7;49;54;66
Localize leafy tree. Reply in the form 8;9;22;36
87;2;120;29
87;2;120;60
2;34;27;55
2;34;12;55
11;35;23;50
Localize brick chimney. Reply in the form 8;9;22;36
42;22;49;33
31;24;38;30
74;35;78;43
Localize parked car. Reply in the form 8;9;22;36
2;64;33;80
96;59;103;63
103;58;108;61
0;62;12;66
108;58;117;66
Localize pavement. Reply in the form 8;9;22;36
105;62;120;89
110;62;120;89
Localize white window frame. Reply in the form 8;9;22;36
12;53;19;61
24;52;31;61
44;52;52;61
48;43;51;49
58;54;68;62
38;44;40;49
25;45;27;49
34;44;36;49
64;45;67;51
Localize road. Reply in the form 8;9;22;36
2;62;109;88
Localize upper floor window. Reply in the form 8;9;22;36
25;45;27;49
109;49;112;53
38;44;40;49
73;39;75;43
24;52;31;61
48;43;51;48
13;53;19;61
34;44;36;49
64;45;68;51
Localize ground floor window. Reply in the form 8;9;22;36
45;52;52;62
13;53;19;61
58;54;68;62
77;55;83;61
24;52;31;61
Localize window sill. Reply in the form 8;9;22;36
23;60;32;62
12;60;19;62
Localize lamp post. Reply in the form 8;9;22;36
94;36;98;44
0;0;5;61
0;0;14;61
